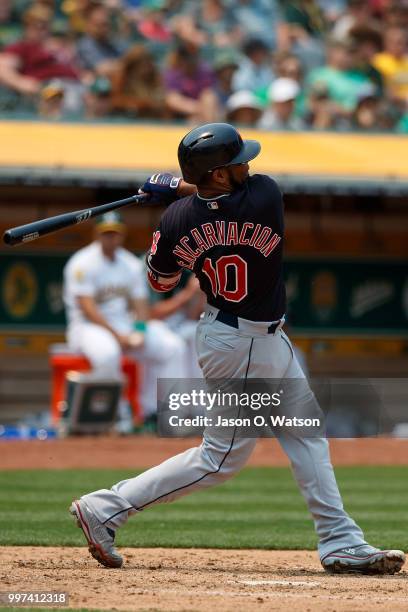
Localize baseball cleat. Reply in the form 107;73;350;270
321;544;405;575
70;499;123;568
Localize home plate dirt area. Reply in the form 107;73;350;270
1;547;408;612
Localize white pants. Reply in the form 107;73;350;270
81;306;366;558
67;320;187;417
165;315;202;379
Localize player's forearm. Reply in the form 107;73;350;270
131;298;149;322
0;62;36;93
149;289;191;319
77;296;120;339
0;64;18;89
165;91;199;115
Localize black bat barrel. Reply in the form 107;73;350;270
3;194;147;246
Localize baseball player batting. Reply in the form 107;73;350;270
70;123;405;575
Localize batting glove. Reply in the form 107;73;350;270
139;173;181;205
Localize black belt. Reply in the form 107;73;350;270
215;310;281;334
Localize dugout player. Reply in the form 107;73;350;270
149;273;205;379
63;211;187;419
70;123;405;575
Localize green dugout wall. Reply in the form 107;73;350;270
1;252;406;336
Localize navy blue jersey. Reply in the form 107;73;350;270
147;173;286;322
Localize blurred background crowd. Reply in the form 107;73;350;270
0;0;407;131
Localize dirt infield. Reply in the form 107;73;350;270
1;436;408;469
2;438;408;611
1;546;407;611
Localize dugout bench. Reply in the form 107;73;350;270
49;345;143;426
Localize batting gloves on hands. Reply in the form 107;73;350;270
140;173;181;205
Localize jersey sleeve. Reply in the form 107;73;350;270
64;259;96;298
146;219;182;292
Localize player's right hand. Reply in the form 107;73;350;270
139;173;181;205
115;333;134;351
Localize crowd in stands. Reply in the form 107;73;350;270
0;0;407;131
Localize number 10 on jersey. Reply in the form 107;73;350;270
202;255;248;302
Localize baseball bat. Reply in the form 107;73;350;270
3;193;149;246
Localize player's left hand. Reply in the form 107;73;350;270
139;173;181;205
128;331;145;349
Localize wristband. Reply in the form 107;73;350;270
133;320;147;333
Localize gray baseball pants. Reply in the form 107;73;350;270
81;305;366;559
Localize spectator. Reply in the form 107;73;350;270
304;81;345;129
62;0;124;36
396;111;408;133
258;77;305;130
227;0;281;49
63;211;188;420
225;90;263;126
349;25;384;94
163;39;219;122
37;0;59;12
331;0;379;40
61;0;95;35
111;45;168;118
277;0;326;71
274;51;303;83
77;2;127;78
0;0;23;47
232;38;274;93
353;89;380;129
351;91;399;131
38;78;65;119
256;50;303;107
173;0;241;53
122;0;144;9
46;21;79;68
134;0;172;44
0;4;82;112
279;0;326;40
212;50;240;108
306;38;374;117
382;1;408;29
0;0;404;133
149;274;205;380
84;75;113;119
372;25;408;105
367;0;389;18
318;0;347;28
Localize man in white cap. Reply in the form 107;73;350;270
225;90;263;126
258;77;305;130
63;211;188;421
